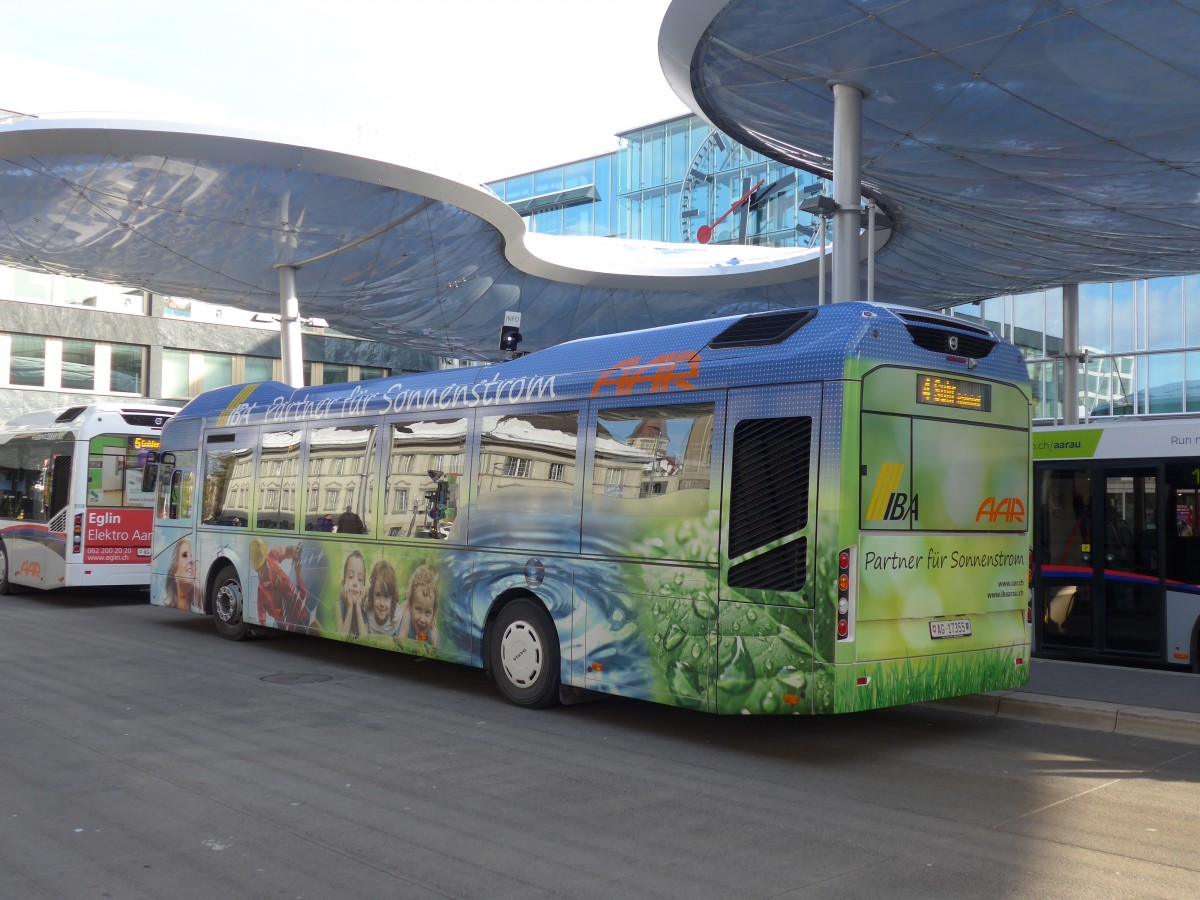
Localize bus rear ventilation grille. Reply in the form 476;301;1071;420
120;410;175;427
893;311;995;338
902;324;996;359
54;406;88;423
709;309;817;349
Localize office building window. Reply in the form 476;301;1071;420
61;339;96;390
245;356;274;383
323;363;349;384
200;353;233;392
10;335;46;386
162;349;191;399
110;344;144;394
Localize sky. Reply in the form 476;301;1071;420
2;0;690;183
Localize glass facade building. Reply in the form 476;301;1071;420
489;114;1200;423
489;115;828;249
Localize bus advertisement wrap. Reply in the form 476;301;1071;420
83;508;153;564
148;304;1033;714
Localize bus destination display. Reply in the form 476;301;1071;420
916;374;991;411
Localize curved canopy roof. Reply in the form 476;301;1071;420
661;0;1200;306
1;1;1195;359
0;119;826;359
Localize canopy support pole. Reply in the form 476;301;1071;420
831;82;863;304
1062;283;1080;424
279;265;304;388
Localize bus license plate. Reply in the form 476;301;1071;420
930;619;971;639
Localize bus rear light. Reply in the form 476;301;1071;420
837;546;855;641
72;514;82;554
856;676;870;686
590;662;604;672
782;694;799;705
1015;657;1024;666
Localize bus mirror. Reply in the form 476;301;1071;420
141;452;159;493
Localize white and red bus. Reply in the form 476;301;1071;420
0;403;176;592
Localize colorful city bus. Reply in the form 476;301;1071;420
1033;419;1200;671
149;302;1032;713
0;403;176;592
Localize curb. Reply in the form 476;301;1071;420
925;691;1200;746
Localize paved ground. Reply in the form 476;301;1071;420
2;589;1199;899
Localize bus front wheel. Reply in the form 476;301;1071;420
211;565;251;641
489;598;560;708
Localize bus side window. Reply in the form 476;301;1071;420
585;402;716;562
156;467;193;521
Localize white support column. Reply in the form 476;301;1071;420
831;82;864;304
278;265;304;388
1062;283;1080;425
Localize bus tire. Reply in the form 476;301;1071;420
489;598;560;708
0;541;11;595
211;564;252;641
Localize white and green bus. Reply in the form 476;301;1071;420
1;403;175;593
149;302;1031;713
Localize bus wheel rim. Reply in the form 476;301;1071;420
215;580;242;624
500;620;543;688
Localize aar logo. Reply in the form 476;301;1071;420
865;462;919;522
591;351;700;397
975;496;1026;523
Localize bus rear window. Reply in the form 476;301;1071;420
861;414;1028;532
87;434;160;508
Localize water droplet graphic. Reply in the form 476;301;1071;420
663;624;685;651
718;637;756;695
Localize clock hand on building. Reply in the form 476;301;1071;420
696;178;765;244
748;172;797;211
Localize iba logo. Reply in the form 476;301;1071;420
866;462;919;522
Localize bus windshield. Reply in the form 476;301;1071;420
0;436;72;523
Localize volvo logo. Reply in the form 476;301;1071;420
948;335;959;352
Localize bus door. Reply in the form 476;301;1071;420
1036;463;1161;659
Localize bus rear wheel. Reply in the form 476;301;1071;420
490;598;560;708
211;565;252;641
